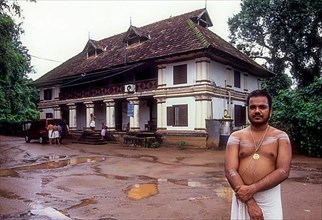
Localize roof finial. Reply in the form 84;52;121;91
130;16;132;26
205;0;207;9
88;31;91;40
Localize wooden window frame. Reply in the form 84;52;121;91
167;104;188;126
234;70;241;88
44;89;53;100
173;64;187;85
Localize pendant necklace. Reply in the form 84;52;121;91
250;125;269;160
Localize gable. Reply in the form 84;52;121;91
84;39;105;58
190;9;213;28
123;25;150;46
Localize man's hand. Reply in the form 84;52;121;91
235;185;256;202
246;199;263;220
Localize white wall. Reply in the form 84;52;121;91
247;75;261;92
163;60;196;86
42;108;54;118
209;60;263;93
209;61;227;88
212;97;227;119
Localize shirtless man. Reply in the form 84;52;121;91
225;90;292;220
47;123;54;144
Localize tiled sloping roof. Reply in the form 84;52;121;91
195;24;269;73
32;8;272;86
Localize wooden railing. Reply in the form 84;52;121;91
59;79;157;100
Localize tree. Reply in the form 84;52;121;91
0;0;38;134
228;0;322;157
270;78;322;157
228;0;322;89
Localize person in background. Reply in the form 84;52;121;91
47;123;54;144
101;125;107;140
57;124;62;137
224;89;292;220
89;113;96;131
53;123;60;145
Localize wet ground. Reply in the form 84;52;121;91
0;135;321;220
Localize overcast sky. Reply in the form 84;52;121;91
19;0;241;80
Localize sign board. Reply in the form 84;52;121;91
127;103;134;117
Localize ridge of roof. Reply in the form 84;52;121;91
32;8;272;86
187;19;210;48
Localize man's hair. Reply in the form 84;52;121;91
246;90;272;109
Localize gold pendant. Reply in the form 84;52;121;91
253;153;260;160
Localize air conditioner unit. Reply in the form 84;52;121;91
125;84;136;93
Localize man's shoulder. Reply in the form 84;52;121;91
269;126;288;135
230;127;249;137
269;126;290;141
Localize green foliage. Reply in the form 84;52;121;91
176;141;186;150
271;78;322;157
262;73;292;97
0;1;39;129
149;141;160;149
228;0;322;88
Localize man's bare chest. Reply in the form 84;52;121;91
238;137;279;160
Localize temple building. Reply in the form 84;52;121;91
31;8;273;147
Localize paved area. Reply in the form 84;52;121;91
0;135;321;220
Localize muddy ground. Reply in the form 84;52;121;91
0;135;321;220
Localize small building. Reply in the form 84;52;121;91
31;8;273;147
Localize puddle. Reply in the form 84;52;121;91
44;155;67;160
67;198;97;210
0;156;106;177
166;178;206;187
127;183;159;200
0;189;23;200
30;206;71;220
126;179;208;201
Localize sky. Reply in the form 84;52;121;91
18;0;242;80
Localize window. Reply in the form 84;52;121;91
46;113;53;118
173;64;187;85
44;89;52;100
167;104;188;126
87;46;96;57
234;70;241;88
128;36;140;45
234;105;246;127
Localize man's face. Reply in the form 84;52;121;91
248;96;271;126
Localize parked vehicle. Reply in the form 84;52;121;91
23;119;69;144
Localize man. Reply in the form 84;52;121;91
89;113;96;131
225;90;292;220
53;123;60;145
47;123;54;144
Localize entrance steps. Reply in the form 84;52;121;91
77;130;115;145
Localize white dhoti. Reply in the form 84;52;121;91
231;184;283;220
48;130;53;139
89;121;95;128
